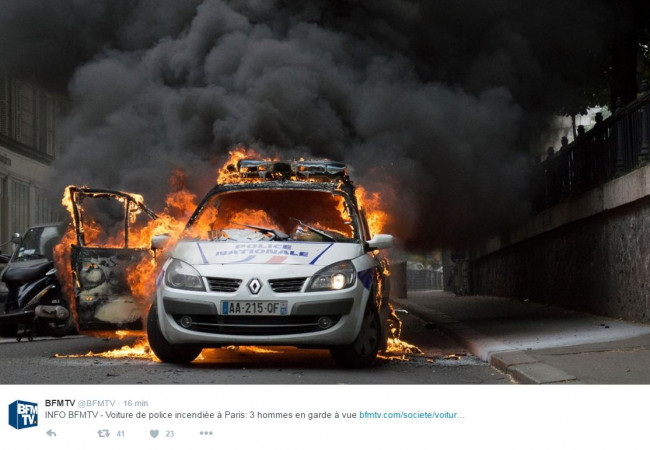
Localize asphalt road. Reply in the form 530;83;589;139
0;312;511;384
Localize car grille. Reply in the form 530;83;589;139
171;314;341;336
268;277;307;293
206;277;242;292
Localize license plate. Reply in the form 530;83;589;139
221;301;288;316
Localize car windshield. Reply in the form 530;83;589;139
187;189;358;242
13;226;61;262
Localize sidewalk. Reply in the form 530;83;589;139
393;291;650;384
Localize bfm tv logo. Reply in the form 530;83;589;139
8;400;38;430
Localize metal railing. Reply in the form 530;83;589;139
537;86;650;210
407;268;443;291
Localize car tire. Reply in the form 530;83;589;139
147;303;203;364
37;293;77;338
330;303;381;369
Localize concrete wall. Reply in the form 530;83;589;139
473;164;650;323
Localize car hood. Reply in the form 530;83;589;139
171;240;363;267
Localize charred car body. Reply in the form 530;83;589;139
67;187;158;331
147;160;394;368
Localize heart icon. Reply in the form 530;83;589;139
150;430;159;438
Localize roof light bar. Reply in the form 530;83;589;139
227;159;348;182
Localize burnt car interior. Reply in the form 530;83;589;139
186;189;358;243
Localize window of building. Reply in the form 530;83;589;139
10;179;30;236
34;186;61;224
0;77;61;158
0;78;11;137
16;81;36;148
0;175;7;254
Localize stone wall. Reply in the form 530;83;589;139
473;165;650;323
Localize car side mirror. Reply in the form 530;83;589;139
365;234;393;251
11;233;21;245
151;234;172;250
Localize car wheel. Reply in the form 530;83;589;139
147;304;202;364
37;294;76;338
330;303;380;369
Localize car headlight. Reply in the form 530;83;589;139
308;261;356;291
164;259;205;291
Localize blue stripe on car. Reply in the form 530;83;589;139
196;242;209;264
357;268;374;290
309;242;335;265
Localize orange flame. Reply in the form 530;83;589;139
53;226;79;329
217;147;272;184
56;337;155;359
124;172;199;302
355;186;390;236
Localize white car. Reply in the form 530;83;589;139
147;160;394;368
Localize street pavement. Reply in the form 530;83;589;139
0;309;510;384
393;290;650;384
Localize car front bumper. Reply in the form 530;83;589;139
154;269;370;347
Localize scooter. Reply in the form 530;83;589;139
0;229;76;341
0;260;76;341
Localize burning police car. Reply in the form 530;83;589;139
147;159;394;368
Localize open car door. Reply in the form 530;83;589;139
68;187;158;331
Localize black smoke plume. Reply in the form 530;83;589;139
0;0;614;248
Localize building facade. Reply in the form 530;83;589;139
0;77;64;255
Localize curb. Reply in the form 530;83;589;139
392;298;578;384
490;352;576;384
